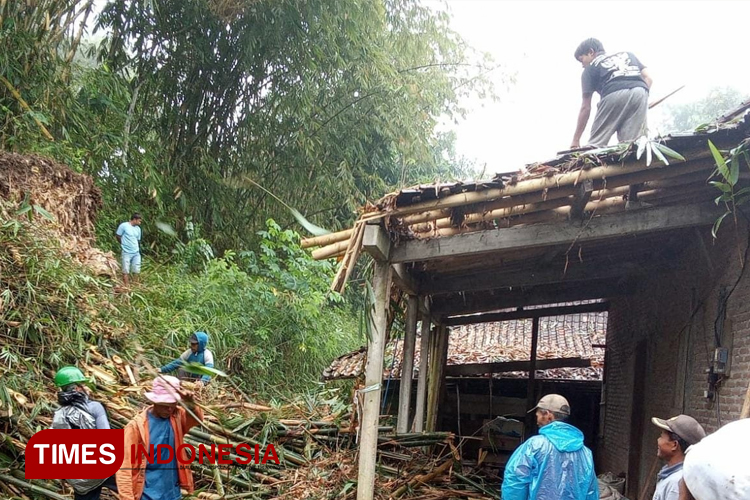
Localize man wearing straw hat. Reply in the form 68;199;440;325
116;375;203;500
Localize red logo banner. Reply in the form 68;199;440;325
25;429;125;479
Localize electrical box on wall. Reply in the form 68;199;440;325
713;347;730;375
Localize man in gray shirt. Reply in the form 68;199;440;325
650;414;706;500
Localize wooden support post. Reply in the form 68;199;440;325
525;317;540;433
569;179;594;220
356;259;391;500
426;324;449;432
412;312;431;432
397;295;419;433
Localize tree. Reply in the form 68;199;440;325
658;87;748;134
95;0;498;250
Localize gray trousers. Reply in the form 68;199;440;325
589;87;648;147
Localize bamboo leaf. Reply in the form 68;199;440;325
636;137;647;160
709;181;733;193
651;143;669;166
712;211;730;238
156;221;178;237
32;205;55;222
180;361;228;378
729;155;740;186
646;141;653;167
709;140;730;181
289;208;331;237
654;142;685;162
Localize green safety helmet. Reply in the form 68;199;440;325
54;366;90;388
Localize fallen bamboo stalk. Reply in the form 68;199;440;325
0;474;68;500
453;472;500;499
391;458;454;498
301;229;353;248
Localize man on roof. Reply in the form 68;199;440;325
502;394;598;500
571;38;653;149
159;331;215;385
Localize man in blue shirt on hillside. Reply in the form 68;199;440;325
160;332;216;386
502;394;598;500
116;213;143;286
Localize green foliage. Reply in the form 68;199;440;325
708;139;750;237
128;219;359;395
0;213;359;398
95;0;496;250
658;87;749;134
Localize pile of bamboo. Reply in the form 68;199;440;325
0;348;498;500
303;147;720;291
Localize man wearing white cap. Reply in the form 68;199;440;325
116;375;204;500
650;414;706;500
502;394;598;500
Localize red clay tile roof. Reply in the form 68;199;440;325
323;311;606;381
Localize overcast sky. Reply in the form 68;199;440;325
426;0;750;177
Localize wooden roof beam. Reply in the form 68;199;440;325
431;279;632;316
444;301;609;326
445;357;592;377
391;203;723;264
419;259;673;296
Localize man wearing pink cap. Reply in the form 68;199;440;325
116;375;203;500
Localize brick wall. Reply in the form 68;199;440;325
599;221;750;496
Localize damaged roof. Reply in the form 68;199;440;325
377;99;750;212
323;310;606;382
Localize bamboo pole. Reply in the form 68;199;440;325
383;151;712;219
397;295;418;434
412;313;431;433
0;474;68;500
0;76;55;141
311;157;716;258
301;229;353;249
312;240;349;260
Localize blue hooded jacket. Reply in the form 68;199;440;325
160;331;215;384
502;421;599;500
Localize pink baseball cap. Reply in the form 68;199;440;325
145;375;182;404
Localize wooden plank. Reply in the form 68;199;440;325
443;394;527;417
362;223;390;261
391;203;722;264
432;279;631;316
445;357;591;376
627;340;648;499
397;295;418;433
391;263;419;296
569;179;594;220
525;318;540;434
420;260;657;296
445;302;608;326
412;312;431;432
356;260;391;500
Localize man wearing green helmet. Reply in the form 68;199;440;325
52;366;118;500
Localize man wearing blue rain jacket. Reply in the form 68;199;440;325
159;332;215;385
502;394;599;500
